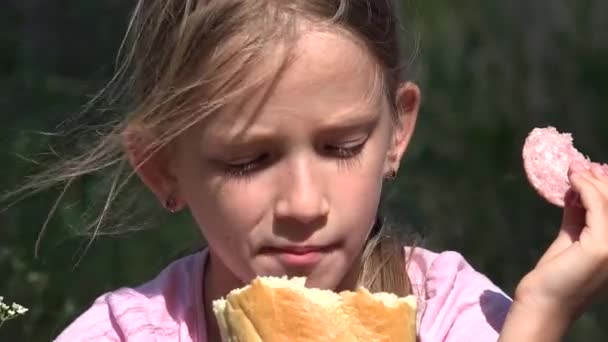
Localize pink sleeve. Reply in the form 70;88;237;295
408;249;512;342
53;252;204;342
53;290;131;342
54;287;192;342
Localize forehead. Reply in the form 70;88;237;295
201;29;387;138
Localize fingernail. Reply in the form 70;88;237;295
591;163;604;177
570;162;586;173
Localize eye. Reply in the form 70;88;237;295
325;138;367;159
223;154;269;177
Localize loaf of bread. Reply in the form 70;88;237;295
212;276;417;342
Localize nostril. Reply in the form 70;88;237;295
271;214;329;243
274;192;329;225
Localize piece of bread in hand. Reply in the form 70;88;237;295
212;276;417;342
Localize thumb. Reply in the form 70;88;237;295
560;189;586;237
537;189;586;267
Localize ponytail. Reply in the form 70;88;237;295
357;214;412;297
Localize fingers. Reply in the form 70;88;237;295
589;163;608;188
568;162;608;252
561;189;586;233
569;162;608;210
537;162;608;267
537;193;585;267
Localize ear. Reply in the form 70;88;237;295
122;125;184;212
385;81;421;174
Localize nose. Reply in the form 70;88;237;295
274;159;330;224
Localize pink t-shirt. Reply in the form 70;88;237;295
54;247;512;341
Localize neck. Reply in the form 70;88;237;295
203;249;245;342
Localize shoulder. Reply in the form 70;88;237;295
54;251;206;342
405;247;512;342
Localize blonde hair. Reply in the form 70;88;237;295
5;0;415;296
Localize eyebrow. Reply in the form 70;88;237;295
315;110;381;137
329;107;382;124
202;129;273;153
202;106;382;149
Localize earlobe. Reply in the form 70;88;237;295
385;82;421;172
122;126;183;213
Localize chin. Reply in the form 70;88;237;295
302;273;344;291
300;257;354;291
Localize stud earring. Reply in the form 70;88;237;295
384;169;397;181
165;193;178;213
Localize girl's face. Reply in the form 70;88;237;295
135;29;419;291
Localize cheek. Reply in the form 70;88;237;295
211;181;275;227
178;170;275;240
332;137;387;241
331;154;384;229
333;173;383;228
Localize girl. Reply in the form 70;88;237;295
11;0;608;341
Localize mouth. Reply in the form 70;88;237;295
260;245;335;267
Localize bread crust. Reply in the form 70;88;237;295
213;277;417;342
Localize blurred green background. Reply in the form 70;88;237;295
1;1;607;341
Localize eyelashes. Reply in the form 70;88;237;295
221;140;367;178
326;142;365;170
223;154;270;178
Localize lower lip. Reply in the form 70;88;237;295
265;248;328;267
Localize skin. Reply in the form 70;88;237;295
129;29;419;342
127;26;608;342
499;161;608;341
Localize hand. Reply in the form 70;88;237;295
515;161;608;326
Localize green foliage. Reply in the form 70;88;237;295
1;1;607;340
